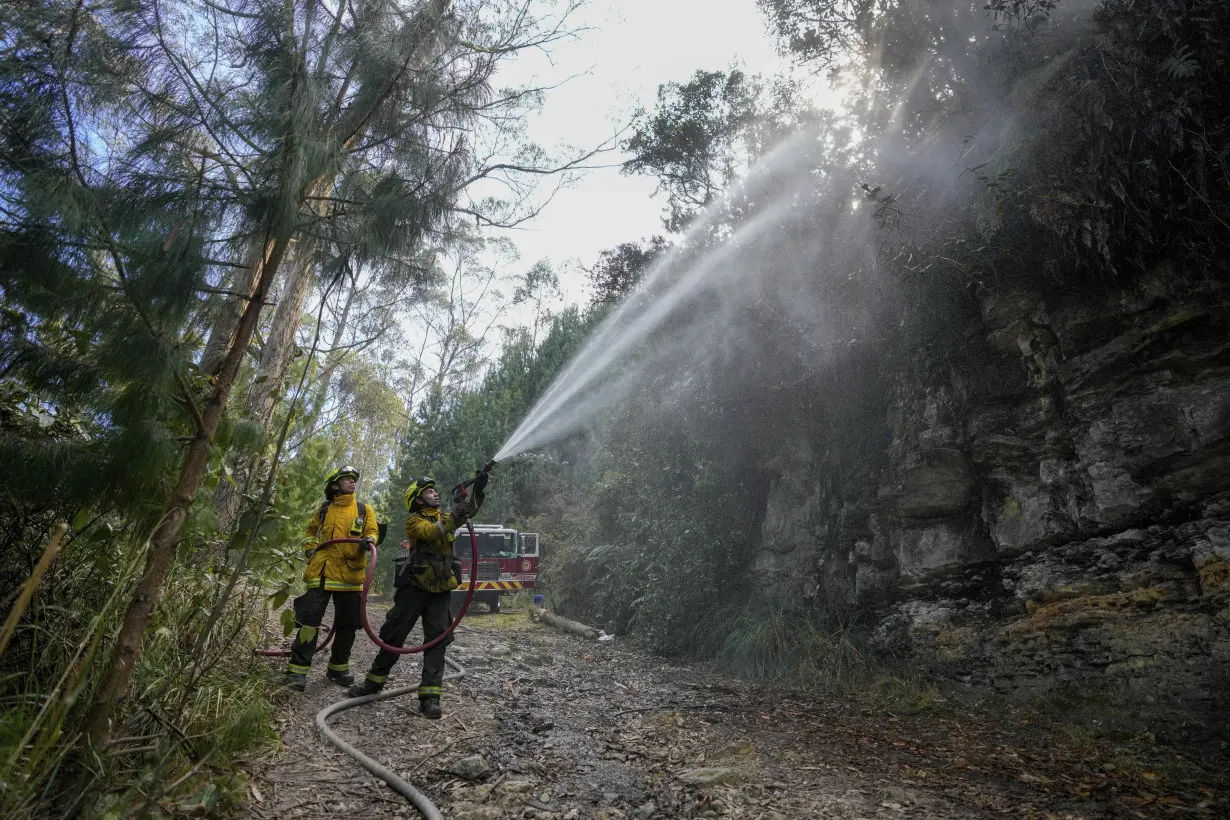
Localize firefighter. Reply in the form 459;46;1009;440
283;465;380;692
346;475;475;719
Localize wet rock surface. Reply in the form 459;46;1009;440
245;609;1227;818
753;281;1230;728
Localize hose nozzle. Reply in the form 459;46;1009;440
473;458;495;496
453;458;497;504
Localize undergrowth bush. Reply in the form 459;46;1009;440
0;525;278;818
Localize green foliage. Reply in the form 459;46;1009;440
269;437;335;555
127;563;278;756
586;238;671;307
0;10;251;806
1012;0;1230;276
0;532;274;817
761;0;1230;281
624;69;820;232
757;0;871;70
536;372;775;647
392;308;598;508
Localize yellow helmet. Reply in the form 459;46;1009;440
324;465;360;499
403;475;436;511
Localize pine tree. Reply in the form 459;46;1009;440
0;0;218;537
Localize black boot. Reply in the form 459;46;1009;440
347;678;384;698
281;671;307;693
419;696;442;719
326;667;355;686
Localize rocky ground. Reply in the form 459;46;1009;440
244;604;1228;820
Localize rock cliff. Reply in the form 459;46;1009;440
755;276;1230;735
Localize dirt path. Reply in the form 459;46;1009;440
245;607;1227;820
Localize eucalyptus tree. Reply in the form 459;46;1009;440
199;0;604;533
295;252;427;442
585;238;670;307
512;258;562;347
624;70;817;232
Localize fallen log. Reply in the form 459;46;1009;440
532;607;599;640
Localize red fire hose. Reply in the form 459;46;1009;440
253;523;478;658
354;523;478;653
254;623;336;657
289;527;478;655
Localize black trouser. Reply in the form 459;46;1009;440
364;583;450;697
286;587;361;676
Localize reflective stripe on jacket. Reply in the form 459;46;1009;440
302;493;379;591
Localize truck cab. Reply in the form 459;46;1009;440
451;524;539;614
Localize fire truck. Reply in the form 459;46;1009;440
451;523;539;614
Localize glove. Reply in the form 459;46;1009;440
359;536;375;549
452;499;475;523
473;470;489;494
305;549;317;560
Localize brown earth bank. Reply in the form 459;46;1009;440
244;605;1229;820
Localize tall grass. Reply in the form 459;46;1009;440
0;526;147;816
0;525;278;818
707;603;942;709
712;603;870;693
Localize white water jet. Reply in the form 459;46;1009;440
491;0;1073;462
494;129;875;461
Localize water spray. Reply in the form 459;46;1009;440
489;130;837;462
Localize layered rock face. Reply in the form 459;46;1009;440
755;278;1230;729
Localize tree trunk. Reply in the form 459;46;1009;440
213;244;316;531
85;234;289;744
532;607;599;640
200;246;262;377
246;244;317;432
299;273;358;440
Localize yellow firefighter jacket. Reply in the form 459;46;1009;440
401;506;465;593
301;493;379;591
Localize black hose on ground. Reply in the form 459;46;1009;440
315;656;465;820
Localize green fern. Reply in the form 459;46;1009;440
1161;45;1200;79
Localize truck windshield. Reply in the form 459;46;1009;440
476;531;516;558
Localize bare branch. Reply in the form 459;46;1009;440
194;0;264;20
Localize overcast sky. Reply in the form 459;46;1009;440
482;0;789;305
